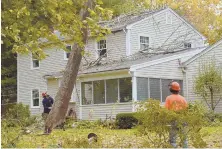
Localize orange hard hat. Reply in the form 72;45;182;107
169;81;180;91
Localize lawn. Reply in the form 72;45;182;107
16;126;222;148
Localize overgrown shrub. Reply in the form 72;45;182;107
74;120;100;129
1;103;38;148
3;103;36;127
116;113;138;129
135;99;208;148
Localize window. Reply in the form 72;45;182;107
32;54;39;68
119;78;132;102
137;77;148;101
97;40;107;57
136;78;183;102
81;82;93;105
81;78;132;105
93;80;105;104
184;42;192;48
32;89;39;107
166;12;172;24
64;45;71;60
140;36;149;50
106;79;118;103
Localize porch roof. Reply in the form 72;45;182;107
43;47;206;79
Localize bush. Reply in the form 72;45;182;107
136;99;208;148
116;113;138;129
74;120;100;129
3;103;36;127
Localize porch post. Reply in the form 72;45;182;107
132;75;137;112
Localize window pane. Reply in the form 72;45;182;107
33;98;39;106
98;40;106;49
119;78;132;102
149;78;161;100
106;79;118;103
66;52;70;58
93;80;105;104
32;90;39;99
137;77;148;101
81;82;93;105
32;89;39;107
161;79;172;102
33;60;39;68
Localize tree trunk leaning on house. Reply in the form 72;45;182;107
45;0;93;132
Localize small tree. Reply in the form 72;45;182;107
194;60;222;112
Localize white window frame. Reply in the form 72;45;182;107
64;45;72;60
31;89;40;108
184;42;192;48
96;39;107;59
166;12;172;24
31;54;40;69
139;34;150;51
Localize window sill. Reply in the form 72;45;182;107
31;106;40;109
80;102;132;107
31;67;40;70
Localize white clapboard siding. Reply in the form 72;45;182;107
185;42;222;113
134;59;183;80
130;9;205;55
81;103;133;120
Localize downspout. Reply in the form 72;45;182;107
124;28;131;56
181;66;189;100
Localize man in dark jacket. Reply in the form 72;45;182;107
42;92;54;134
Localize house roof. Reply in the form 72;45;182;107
100;7;206;40
182;39;222;66
99;7;167;32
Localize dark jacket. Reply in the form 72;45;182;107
42;97;54;113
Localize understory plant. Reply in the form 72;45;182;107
135;99;208;148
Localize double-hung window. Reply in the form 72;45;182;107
140;36;149;50
97;40;107;58
32;54;39;69
64;45;71;60
32;89;40;107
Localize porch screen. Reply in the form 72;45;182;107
93;80;105;104
149;78;161;100
137;77;148;100
119;78;132;102
81;82;93;105
106;79;118;103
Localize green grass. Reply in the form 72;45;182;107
14;126;222;148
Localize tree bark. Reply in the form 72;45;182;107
45;0;93;132
210;88;215;112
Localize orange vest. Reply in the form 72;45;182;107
165;94;188;111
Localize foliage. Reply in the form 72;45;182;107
3;103;36;127
116;113;138;129
1;103;40;148
195;60;222;112
135;99;208;148
1;43;17;105
2;0;112;59
102;0;222;44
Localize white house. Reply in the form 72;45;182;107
17;7;210;119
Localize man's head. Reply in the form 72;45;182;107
42;92;47;98
168;81;180;94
